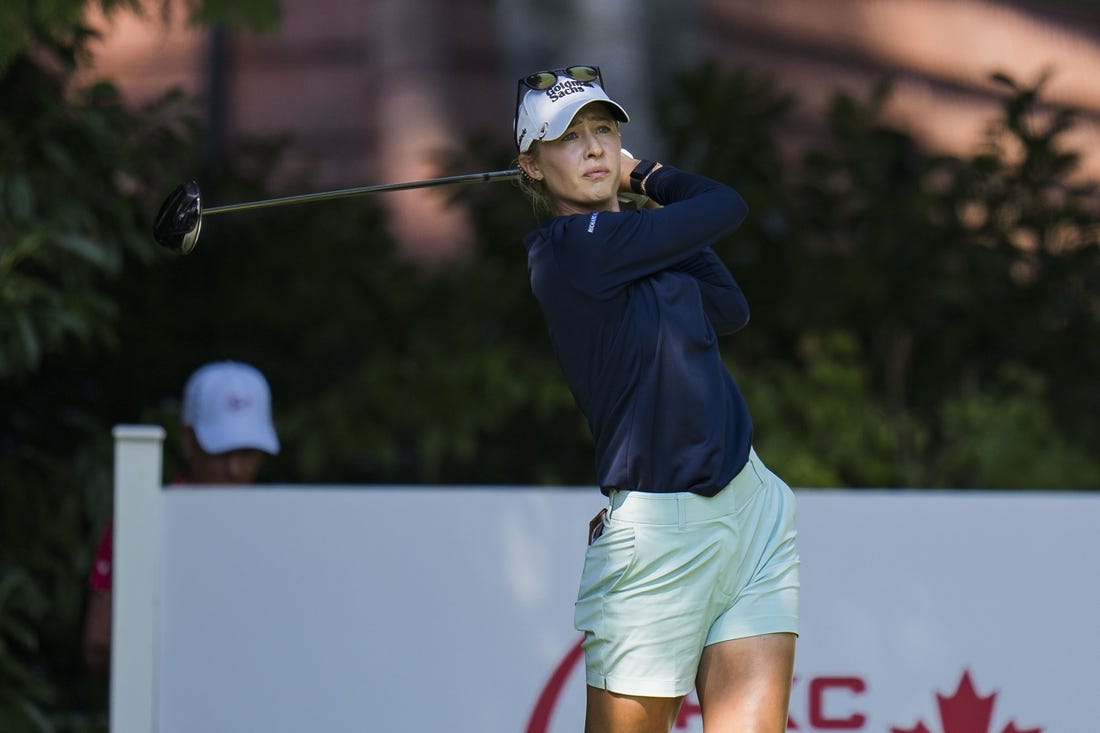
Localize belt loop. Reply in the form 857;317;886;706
677;494;686;530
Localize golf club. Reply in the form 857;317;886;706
153;168;521;254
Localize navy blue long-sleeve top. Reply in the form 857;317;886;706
523;166;753;496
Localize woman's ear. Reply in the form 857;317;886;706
518;154;542;181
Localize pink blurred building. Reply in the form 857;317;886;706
84;0;1100;260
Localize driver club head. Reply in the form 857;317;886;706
153;180;202;254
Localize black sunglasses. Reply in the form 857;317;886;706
520;65;603;92
514;65;604;150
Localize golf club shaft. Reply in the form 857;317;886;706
203;168;521;216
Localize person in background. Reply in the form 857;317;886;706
514;65;800;732
82;360;280;672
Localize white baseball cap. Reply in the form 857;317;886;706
181;361;280;455
514;67;629;153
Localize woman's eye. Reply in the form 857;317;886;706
562;132;578;141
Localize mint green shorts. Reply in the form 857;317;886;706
574;448;800;697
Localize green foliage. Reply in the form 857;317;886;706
940;71;1100;447
739;331;926;488
791;78;964;419
656;60;795;194
0;419;112;733
657;64;1099;489
0;0;279;74
0;52;195;729
936;364;1100;489
0;35;199;731
656;62;800;362
0;566;53;731
0;49;198;381
188;0;281;31
741;333;1099;490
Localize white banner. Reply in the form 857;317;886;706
150;486;1099;732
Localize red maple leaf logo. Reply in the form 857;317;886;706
891;669;1042;733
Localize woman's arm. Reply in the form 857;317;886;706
564;165;749;295
670;248;750;334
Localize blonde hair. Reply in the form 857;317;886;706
514;149;553;218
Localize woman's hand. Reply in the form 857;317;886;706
620;149;640;193
619;149;660;209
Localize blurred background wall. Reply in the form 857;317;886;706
80;0;1100;259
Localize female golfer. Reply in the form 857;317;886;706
515;65;800;733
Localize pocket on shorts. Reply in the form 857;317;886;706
748;478;800;591
575;522;637;624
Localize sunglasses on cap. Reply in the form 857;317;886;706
519;65;603;92
514;65;605;149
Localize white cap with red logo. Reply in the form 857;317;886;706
181;360;280;455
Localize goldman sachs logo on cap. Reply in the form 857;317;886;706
544;79;593;102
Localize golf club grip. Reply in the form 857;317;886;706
203;169;521;216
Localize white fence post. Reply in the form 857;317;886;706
110;425;165;733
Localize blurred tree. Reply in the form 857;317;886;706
936;364;1099;489
654;64;1099;488
786;74;1098;485
0;2;278;730
937;72;1100;450
0;48;194;733
0;0;280;74
785;78;967;474
737;331;926;489
655;61;800;364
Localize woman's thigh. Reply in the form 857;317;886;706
694;632;797;733
584;685;684;733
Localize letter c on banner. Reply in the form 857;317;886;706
810;676;867;729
